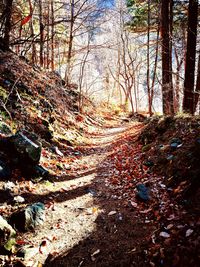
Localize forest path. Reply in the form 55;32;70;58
19;120;154;267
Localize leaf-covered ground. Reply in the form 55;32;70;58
1;115;199;267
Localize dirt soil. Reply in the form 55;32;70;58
1;116;199;267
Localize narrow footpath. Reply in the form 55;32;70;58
2;118;199;267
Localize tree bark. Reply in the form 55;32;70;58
3;0;13;50
194;53;200;112
147;0;152;116
65;0;75;84
183;0;198;114
51;0;55;71
30;20;37;65
161;0;174;115
39;0;44;67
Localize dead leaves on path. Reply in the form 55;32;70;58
98;128;200;267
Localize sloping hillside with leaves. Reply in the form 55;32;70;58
0;51;98;145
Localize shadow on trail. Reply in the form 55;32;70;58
49;168;97;183
21;184;92;204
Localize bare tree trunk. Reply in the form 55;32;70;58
161;0;174;115
50;0;55;71
46;2;50;69
65;0;75;84
150;25;159;113
133;73;138;112
39;0;44;67
3;0;13;50
147;0;151;116
194;52;200;111
30;20;37;65
169;0;173;97
183;0;198;114
117;47;123;106
174;47;183;113
78;37;90;113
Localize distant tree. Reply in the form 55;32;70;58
183;0;198;114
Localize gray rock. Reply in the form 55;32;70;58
136;184;150;201
9;202;45;232
170;138;182;149
10;131;42;165
13;196;25;203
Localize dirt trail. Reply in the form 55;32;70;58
18;121;150;267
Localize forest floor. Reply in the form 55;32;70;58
1;115;199;267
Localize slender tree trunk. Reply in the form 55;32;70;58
169;0;174;106
117;47;122;106
3;0;13;50
39;0;44;67
133;73;138;112
194;53;200;111
128;88;134;113
147;0;152;116
183;0;198;114
46;2;50;69
78;37;90;113
174;48;180;112
65;0;75;84
161;0;174;115
30;20;37;65
51;0;55;71
150;25;159;113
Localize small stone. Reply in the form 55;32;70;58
166;224;173;230
159;232;170;238
136;184;150;201
14;196;25;203
170;138;182;149
185;229;193;237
